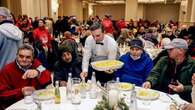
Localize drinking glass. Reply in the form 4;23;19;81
107;80;119;108
71;78;81;105
24;89;34;104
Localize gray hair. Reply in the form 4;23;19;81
17;44;35;57
89;22;104;32
0;7;11;20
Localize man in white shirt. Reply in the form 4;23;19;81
80;23;119;84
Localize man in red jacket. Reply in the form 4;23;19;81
0;44;52;109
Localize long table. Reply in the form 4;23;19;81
6;87;187;110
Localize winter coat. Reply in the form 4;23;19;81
147;56;195;102
115;52;153;86
0;20;23;69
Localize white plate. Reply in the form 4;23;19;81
136;88;160;100
33;89;55;101
117;83;133;91
91;60;124;71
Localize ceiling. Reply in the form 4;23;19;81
82;0;184;4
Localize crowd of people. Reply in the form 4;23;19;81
1;6;195;110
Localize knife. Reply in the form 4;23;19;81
166;93;178;106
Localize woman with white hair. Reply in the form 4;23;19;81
0;7;23;69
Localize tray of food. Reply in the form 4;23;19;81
91;60;124;71
117;82;133;91
136;88;160;100
33;89;55;101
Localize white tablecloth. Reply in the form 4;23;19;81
6;87;188;110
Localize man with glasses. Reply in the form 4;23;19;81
80;23;119;85
0;45;51;109
143;38;195;102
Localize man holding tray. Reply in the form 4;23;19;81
80;22;119;85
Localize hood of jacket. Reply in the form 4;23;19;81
0;22;23;41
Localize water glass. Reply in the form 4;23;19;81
107;81;119;108
71;78;81;105
24;90;34;104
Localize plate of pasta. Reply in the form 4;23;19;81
91;60;124;71
33;89;55;101
136;88;160;100
117;83;133;91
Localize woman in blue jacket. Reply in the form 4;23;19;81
115;38;153;86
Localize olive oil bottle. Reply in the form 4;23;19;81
55;81;61;104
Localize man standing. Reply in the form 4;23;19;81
0;7;23;69
0;45;51;109
143;38;195;102
80;23;119;84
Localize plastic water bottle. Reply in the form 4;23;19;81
91;72;96;84
129;85;137;110
90;72;97;99
66;73;72;100
116;77;120;83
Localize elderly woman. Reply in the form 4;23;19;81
53;45;81;86
117;28;134;46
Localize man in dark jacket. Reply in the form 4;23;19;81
53;45;81;86
143;38;195;102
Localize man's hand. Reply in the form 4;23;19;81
22;69;39;79
168;80;184;93
22;86;35;96
180;104;195;110
191;73;195;86
60;81;67;87
104;69;115;74
142;81;152;89
80;72;88;79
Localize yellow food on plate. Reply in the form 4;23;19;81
33;89;55;101
91;60;124;71
118;83;133;91
136;88;160;100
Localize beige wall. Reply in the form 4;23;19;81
59;0;83;21
94;4;125;20
137;4;145;20
21;0;49;18
145;3;180;23
125;0;138;21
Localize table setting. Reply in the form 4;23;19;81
6;60;188;110
6;80;188;110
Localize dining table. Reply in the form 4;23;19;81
6;85;188;110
